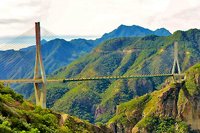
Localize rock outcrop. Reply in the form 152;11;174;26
156;83;182;118
108;64;200;133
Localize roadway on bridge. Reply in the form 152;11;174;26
0;74;183;84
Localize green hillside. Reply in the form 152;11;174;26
108;63;200;132
0;84;111;133
46;29;200;123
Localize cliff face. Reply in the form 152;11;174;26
178;88;200;130
156;84;181;118
177;64;200;131
108;63;200;133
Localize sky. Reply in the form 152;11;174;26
0;0;200;39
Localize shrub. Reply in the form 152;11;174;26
0;120;12;133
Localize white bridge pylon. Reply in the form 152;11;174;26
34;22;47;108
172;41;181;74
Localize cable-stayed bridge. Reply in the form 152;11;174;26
0;22;184;108
0;74;183;83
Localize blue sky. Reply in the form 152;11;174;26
0;0;200;38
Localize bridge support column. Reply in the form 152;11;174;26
34;22;47;108
172;42;181;74
172;42;182;82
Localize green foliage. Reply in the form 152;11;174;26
52;85;101;122
184;63;200;95
137;116;189;133
0;85;23;103
0;84;105;132
89;80;111;93
0;120;12;133
46;86;69;108
94;53;123;75
108;94;150;126
63;115;106;133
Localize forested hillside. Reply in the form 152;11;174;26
47;29;200;123
0;83;111;132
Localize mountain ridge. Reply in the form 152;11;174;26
96;25;171;44
0;24;171;80
46;29;200;124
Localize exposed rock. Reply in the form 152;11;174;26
195;73;200;86
110;122;125;133
108;95;150;133
108;64;200;133
95;105;106;119
178;83;200;130
156;83;182;118
132;127;147;133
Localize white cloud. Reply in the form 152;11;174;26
145;0;200;32
0;0;200;38
0;0;50;36
43;0;172;36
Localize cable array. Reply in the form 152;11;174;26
0;26;61;80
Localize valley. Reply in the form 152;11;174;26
1;25;200;133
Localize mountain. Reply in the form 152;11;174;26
108;63;200;132
154;28;172;36
0;25;171;98
0;24;170;80
96;25;171;43
0;38;95;79
0;83;111;132
44;29;200;124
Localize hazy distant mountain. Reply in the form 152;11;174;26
154;28;172;36
0;38;95;79
96;25;171;43
0;24;170;80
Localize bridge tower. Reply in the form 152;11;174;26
34;22;47;108
172;41;181;74
171;41;184;82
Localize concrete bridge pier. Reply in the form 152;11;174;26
34;22;47;108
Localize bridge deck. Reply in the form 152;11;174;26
0;74;182;83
